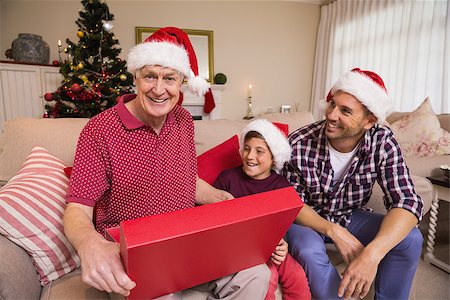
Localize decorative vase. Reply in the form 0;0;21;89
11;33;50;64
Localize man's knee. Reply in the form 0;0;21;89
247;263;271;284
289;240;328;266
396;227;423;258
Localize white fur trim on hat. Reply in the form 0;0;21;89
240;119;292;172
330;71;392;123
127;41;191;78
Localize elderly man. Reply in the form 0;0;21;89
282;68;423;300
64;27;270;299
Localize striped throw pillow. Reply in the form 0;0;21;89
0;146;80;285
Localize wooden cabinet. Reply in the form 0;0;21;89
0;62;61;131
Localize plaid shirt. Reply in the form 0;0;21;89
282;120;423;227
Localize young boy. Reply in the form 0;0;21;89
213;119;311;300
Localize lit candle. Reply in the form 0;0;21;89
248;84;253;98
58;40;62;47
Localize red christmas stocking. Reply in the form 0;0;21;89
203;89;216;113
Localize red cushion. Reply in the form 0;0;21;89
64;167;73;178
197;135;242;185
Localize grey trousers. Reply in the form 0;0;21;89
156;263;271;300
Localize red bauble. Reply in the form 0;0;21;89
71;83;82;93
44;92;54;101
52;60;60;67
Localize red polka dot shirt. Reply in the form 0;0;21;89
67;99;197;236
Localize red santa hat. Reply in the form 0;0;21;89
319;68;392;123
240;119;292;172
127;27;211;99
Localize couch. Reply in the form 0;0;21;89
0;110;445;300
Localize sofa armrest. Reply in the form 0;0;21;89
367;175;433;217
0;235;42;299
40;269;109;300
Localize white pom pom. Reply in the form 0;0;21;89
188;76;210;96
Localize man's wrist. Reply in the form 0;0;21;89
324;221;341;239
361;243;385;263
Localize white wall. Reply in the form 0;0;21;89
1;0;320;120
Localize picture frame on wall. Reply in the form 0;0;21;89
135;27;214;83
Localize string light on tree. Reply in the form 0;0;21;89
102;20;113;32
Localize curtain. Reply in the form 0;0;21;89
311;0;449;120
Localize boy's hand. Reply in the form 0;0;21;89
270;238;288;265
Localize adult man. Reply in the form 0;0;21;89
64;27;270;299
282;68;423;300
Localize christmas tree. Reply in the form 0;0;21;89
44;0;133;118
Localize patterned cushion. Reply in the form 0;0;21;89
390;98;450;157
0;146;80;285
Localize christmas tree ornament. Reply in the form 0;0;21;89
77;31;85;38
71;83;82;93
79;75;89;83
52;60;60;67
119;74;127;81
77;62;84;69
44;92;54;101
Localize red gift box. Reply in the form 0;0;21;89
107;186;303;299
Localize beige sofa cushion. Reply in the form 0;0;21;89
194;111;315;155
0;118;88;182
0;113;315;182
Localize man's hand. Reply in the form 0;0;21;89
195;177;234;204
337;208;420;299
329;223;364;265
338;249;380;299
64;203;136;296
271;238;288;265
78;237;136;296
